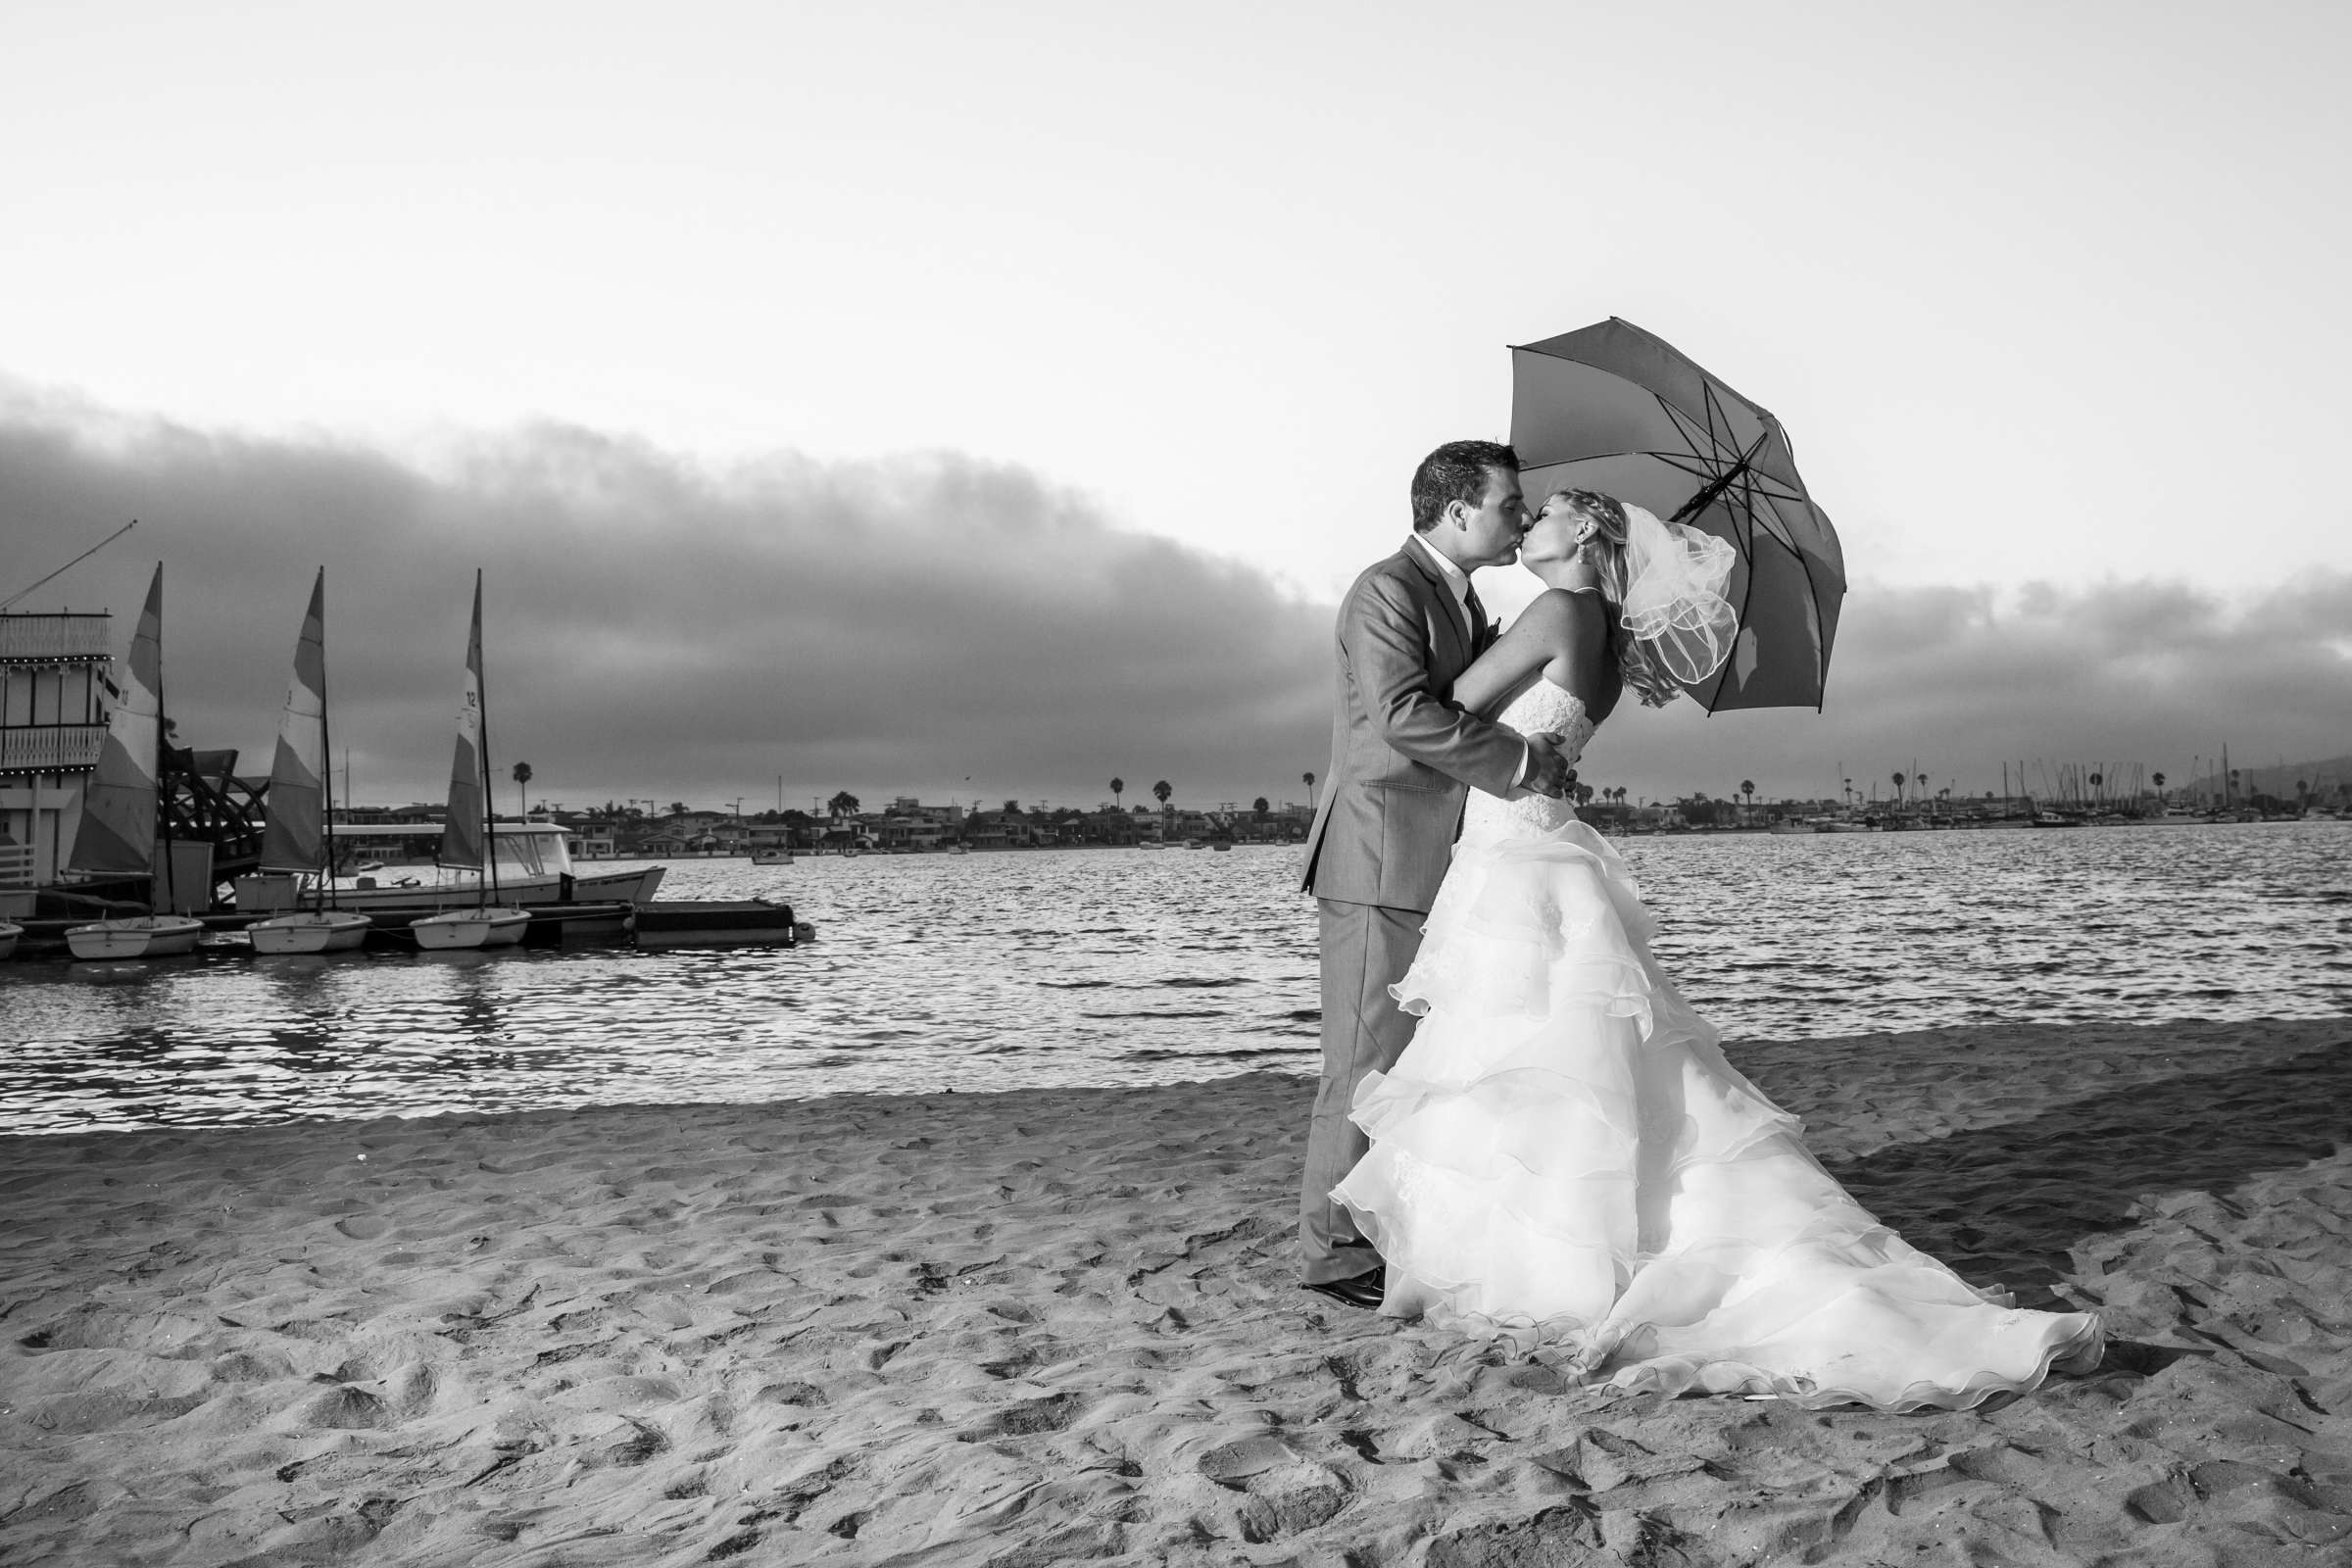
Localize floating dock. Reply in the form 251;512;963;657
630;899;800;949
4;899;803;957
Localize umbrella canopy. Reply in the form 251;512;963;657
1510;318;1845;710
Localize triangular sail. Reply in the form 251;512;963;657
68;565;163;875
438;573;486;870
258;568;327;873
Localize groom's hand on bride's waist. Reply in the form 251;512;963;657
1522;733;1574;798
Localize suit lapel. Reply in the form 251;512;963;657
1399;542;1473;670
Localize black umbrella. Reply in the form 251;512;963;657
1510;318;1846;710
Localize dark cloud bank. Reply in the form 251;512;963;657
4;390;2345;811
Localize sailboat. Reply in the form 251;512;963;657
249;570;371;955
63;566;206;959
413;572;530;950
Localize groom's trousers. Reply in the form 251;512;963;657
1300;897;1424;1285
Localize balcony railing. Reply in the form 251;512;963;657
0;614;114;663
0;842;33;889
0;724;107;774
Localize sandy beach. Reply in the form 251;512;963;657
5;1016;2351;1566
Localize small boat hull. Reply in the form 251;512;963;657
412;906;532;950
249;910;373;955
0;921;20;960
65;914;206;960
752;851;792;865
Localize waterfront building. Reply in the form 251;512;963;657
559;817;618;860
874;811;945;852
0;611;115;903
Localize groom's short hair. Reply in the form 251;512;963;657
1411;440;1520;533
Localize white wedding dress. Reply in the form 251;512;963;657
1330;679;2103;1410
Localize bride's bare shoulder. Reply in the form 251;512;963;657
1513;589;1608;649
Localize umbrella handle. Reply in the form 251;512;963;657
1669;432;1769;525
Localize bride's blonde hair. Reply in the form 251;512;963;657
1545;488;1686;708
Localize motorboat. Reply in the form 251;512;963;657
412;906;530;950
0;921;19;959
752;847;792;864
288;821;663;910
65;912;205;959
248;909;372;954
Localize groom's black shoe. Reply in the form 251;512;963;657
1301;1269;1385;1310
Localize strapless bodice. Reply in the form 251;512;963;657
1463;680;1595;838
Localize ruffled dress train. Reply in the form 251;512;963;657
1329;681;2102;1410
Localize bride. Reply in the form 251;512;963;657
1329;488;2103;1410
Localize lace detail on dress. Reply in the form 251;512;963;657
1464;680;1597;839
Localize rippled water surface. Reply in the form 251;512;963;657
3;822;2345;1133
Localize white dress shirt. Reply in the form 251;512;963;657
1405;534;1531;790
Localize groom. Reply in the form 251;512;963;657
1296;440;1575;1308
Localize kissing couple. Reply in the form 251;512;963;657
1295;440;2102;1409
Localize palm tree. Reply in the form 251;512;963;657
1251;796;1269;818
511;760;533;820
825;790;859;818
667;801;689;818
2153;770;2167;803
1302;770;1317;807
1152;780;1172;813
1740;778;1755;810
1891;770;1906;807
2088;770;2103;805
1109;776;1124;810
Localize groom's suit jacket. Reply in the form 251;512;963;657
1299;543;1524;914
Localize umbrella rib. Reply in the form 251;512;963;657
1699;449;1770;716
1660;394;1727;463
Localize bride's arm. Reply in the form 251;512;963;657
1451;591;1610;719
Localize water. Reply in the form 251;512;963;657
2;822;2344;1134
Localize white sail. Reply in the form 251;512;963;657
258;569;327;873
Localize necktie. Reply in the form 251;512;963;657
1462;583;1490;652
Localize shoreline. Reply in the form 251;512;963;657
5;1016;2350;1563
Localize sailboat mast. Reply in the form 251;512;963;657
318;570;338;913
155;580;175;916
476;569;500;907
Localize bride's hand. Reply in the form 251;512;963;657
1522;732;1573;798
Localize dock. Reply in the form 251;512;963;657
4;899;802;957
630;899;800;949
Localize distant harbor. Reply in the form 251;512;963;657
5;600;2345;938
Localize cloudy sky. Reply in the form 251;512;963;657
5;2;2346;808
